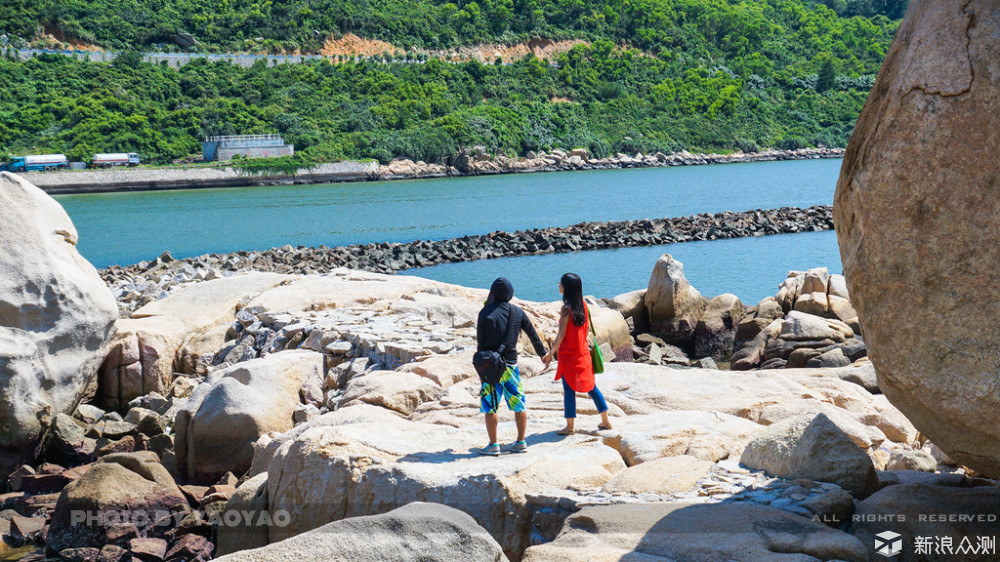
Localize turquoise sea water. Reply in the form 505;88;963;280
56;158;844;301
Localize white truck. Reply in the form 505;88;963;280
91;153;141;168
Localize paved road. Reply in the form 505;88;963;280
13;48;528;68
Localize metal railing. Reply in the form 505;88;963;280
204;134;286;147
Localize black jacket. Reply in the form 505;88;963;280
477;278;547;363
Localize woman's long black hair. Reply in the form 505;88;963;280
561;273;587;327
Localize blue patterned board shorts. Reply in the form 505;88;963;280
480;364;525;414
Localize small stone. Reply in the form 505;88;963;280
97;545;128;562
216;472;238;487
129;537;167;560
165;534;214;560
10;514;46;543
75;404;106;425
57;547;101;561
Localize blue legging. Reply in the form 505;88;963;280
562;378;609;418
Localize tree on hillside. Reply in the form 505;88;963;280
817;58;837;92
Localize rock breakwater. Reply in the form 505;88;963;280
101;205;833;313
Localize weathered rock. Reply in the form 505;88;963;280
339;371;443;415
607;289;648;332
175;350;324;484
886;449;937;472
98;316;186;412
601;455;713;495
852;484;1000;561
128;272;290;376
164;534;213;560
215;473;270;556
834;0;1000;477
128;537;167;560
806;347;852;368
246;407;625;559
0;172;119;474
396;352;475;387
733;296;783;349
644;254;706;347
214;503;505;562
522;502;868;561
693;293;743;360
47;452;189;552
740;413;880;498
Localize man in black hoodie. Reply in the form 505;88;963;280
476;277;548;455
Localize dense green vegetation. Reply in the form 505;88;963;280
0;0;903;165
1;0;906;54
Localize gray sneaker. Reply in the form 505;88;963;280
510;440;528;453
478;443;501;456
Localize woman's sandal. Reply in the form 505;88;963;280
556;427;575;436
597;423;613;431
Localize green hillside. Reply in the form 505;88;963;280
0;0;906;165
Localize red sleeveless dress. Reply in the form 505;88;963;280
555;304;595;393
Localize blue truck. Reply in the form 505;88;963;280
1;154;71;172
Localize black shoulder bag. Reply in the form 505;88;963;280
473;304;518;385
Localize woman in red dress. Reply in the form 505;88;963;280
542;273;612;434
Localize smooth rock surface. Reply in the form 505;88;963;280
0;172;119;474
645;254;706;347
214;502;506;562
834;0;1000;476
175;350;324;484
741;413;880;498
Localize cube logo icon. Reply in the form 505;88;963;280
875;531;902;557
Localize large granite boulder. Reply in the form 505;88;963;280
740;413;880;498
0;172;119;475
522;502;868;561
834;0;1000;476
644;254;706;347
47;451;189;552
215;502;506;562
693;293;743;360
175;350;324;484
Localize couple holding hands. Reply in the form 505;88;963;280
475;273;611;456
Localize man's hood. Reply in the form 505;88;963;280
487;277;514;304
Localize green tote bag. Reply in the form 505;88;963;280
586;305;605;374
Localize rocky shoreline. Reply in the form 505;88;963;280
100;204;834;314
25;147;844;195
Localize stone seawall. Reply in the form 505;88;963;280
101;206;834;304
25;148;843;195
26;161;380;195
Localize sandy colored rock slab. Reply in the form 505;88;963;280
522;502;868;561
338;370;443;415
834;0;1000;476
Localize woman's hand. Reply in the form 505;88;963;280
542;351;553;366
